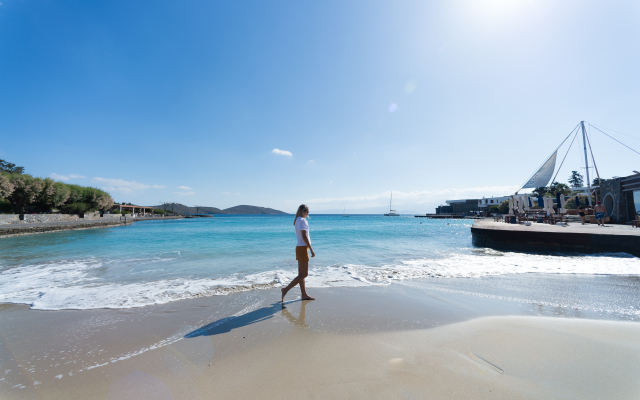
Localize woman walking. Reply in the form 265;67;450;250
281;204;316;302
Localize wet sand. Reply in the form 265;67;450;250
1;281;639;399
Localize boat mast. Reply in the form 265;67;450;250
390;192;392;212
581;121;592;206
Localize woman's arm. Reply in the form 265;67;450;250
300;230;315;257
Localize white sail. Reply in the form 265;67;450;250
521;151;557;189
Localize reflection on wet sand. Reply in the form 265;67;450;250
281;300;310;329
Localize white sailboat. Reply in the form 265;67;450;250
342;206;349;217
384;192;400;216
516;121;600;206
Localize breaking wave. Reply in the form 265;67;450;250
0;250;638;310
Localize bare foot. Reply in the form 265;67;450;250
281;288;286;303
301;295;315;301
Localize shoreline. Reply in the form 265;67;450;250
0;216;185;238
1;280;639;399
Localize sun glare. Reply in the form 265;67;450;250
459;0;541;29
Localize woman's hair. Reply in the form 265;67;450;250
294;204;309;225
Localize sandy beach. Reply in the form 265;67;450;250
1;277;639;399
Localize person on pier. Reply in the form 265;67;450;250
594;201;607;226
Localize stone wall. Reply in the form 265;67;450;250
0;213;123;225
0;215;19;224
597;178;629;223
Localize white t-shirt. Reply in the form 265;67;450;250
294;217;310;247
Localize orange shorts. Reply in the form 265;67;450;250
296;246;309;261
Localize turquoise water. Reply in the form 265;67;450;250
1;215;639;310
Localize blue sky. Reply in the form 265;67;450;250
1;0;639;213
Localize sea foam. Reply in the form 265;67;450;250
0;249;638;310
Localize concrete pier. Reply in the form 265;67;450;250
471;219;640;257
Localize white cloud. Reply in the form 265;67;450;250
308;160;314;163
222;192;231;195
50;173;86;181
272;148;293;157
50;173;70;181
177;186;193;190
92;177;165;193
174;191;195;196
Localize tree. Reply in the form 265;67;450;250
194;205;201;215
592;177;602;186
568;171;584;188
498;200;510;214
94;191;114;210
532;187;549;197
0;166;114;214
548;181;572;196
35;178;57;210
0;159;25;174
0;173;14;199
49;182;71;209
7;174;45;213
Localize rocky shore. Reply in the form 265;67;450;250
0;216;184;238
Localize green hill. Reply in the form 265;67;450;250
222;205;287;214
151;203;287;215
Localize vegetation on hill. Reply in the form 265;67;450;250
152;203;225;215
151;203;287;215
222;205;287;214
0;159;114;214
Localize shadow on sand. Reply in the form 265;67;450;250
185;300;310;338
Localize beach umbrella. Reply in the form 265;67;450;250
538;196;544;208
545;197;553;215
575;195;581;207
559;194;566;214
508;198;514;215
518;196;524;213
523;194;530;211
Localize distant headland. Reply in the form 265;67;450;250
150;203;288;215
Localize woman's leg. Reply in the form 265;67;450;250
281;260;314;302
298;261;314;300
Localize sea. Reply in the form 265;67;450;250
1;215;639;317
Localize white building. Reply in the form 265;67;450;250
445;196;512;208
476;196;512;208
